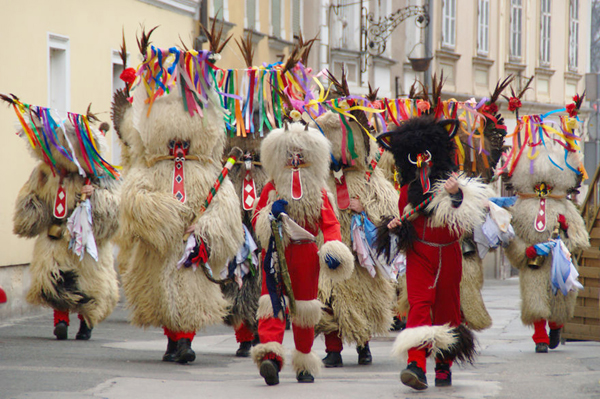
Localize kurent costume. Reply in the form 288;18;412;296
502;109;589;353
7;96;120;340
251;121;354;385
220;120;267;357
313;109;397;367
116;46;244;364
377;116;485;390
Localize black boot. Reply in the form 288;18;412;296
75;319;93;340
535;342;549;353
357;343;372;365
322;351;343;368
549;328;562;349
400;361;428;390
296;370;314;383
53;321;68;340
259;359;280;386
235;341;252;357
162;338;178;362
173;338;196;364
435;362;452;387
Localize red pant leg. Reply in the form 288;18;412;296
405;240;437;329
54;310;70;326
532;320;549;344
325;331;344;352
258;316;286;344
431;243;463;328
235;322;255;343
405;240;438;372
548;321;563;330
292;324;315;354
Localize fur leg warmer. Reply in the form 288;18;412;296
291;299;322;328
291;350;322;376
251;342;286;370
318;240;354;282
391;324;477;365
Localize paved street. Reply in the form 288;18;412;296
1;277;599;399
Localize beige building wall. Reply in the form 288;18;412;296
202;0;300;70
0;0;200;318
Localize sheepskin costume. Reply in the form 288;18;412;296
117;48;244;364
251;121;354;384
11;107;120;339
220;130;267;354
312;110;396;364
377;115;485;388
503;137;589;350
454;104;508;332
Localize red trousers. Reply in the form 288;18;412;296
163;327;195;341
532;320;563;344
53;310;86;326
405;238;462;371
235;322;255;343
258;241;320;355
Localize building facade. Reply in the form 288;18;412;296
0;0;201;319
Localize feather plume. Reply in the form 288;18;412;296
111;89;131;141
295;32;319;65
137;25;159;58
86;104;100;123
235;31;255;68
430;71;445;109
489;75;514;104
366;83;379;103
0;93;18;105
199;18;232;54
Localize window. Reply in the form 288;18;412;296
442;0;456;48
271;0;282;38
540;0;551;65
335;0;359;50
246;0;257;30
212;0;228;21
569;0;579;70
478;0;489;55
510;0;523;59
48;33;70;118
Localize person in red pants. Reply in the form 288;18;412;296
377;116;486;390
251;121;354;385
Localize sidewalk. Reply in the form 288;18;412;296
1;278;599;399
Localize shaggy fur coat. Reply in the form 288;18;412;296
14;124;120;327
313;111;397;346
118;94;244;333
504;143;589;326
220;134;266;331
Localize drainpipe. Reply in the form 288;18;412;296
424;0;433;91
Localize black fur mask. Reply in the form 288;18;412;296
377;116;459;208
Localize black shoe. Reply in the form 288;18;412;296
400;361;428;390
296;370;314;383
435;363;452;387
357;343;372;365
162;338;178;362
535;342;549;353
235;341;252;357
259;359;280;386
53;321;68;340
75;319;93;340
322;351;343;368
549;328;561;349
173;338;196;364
